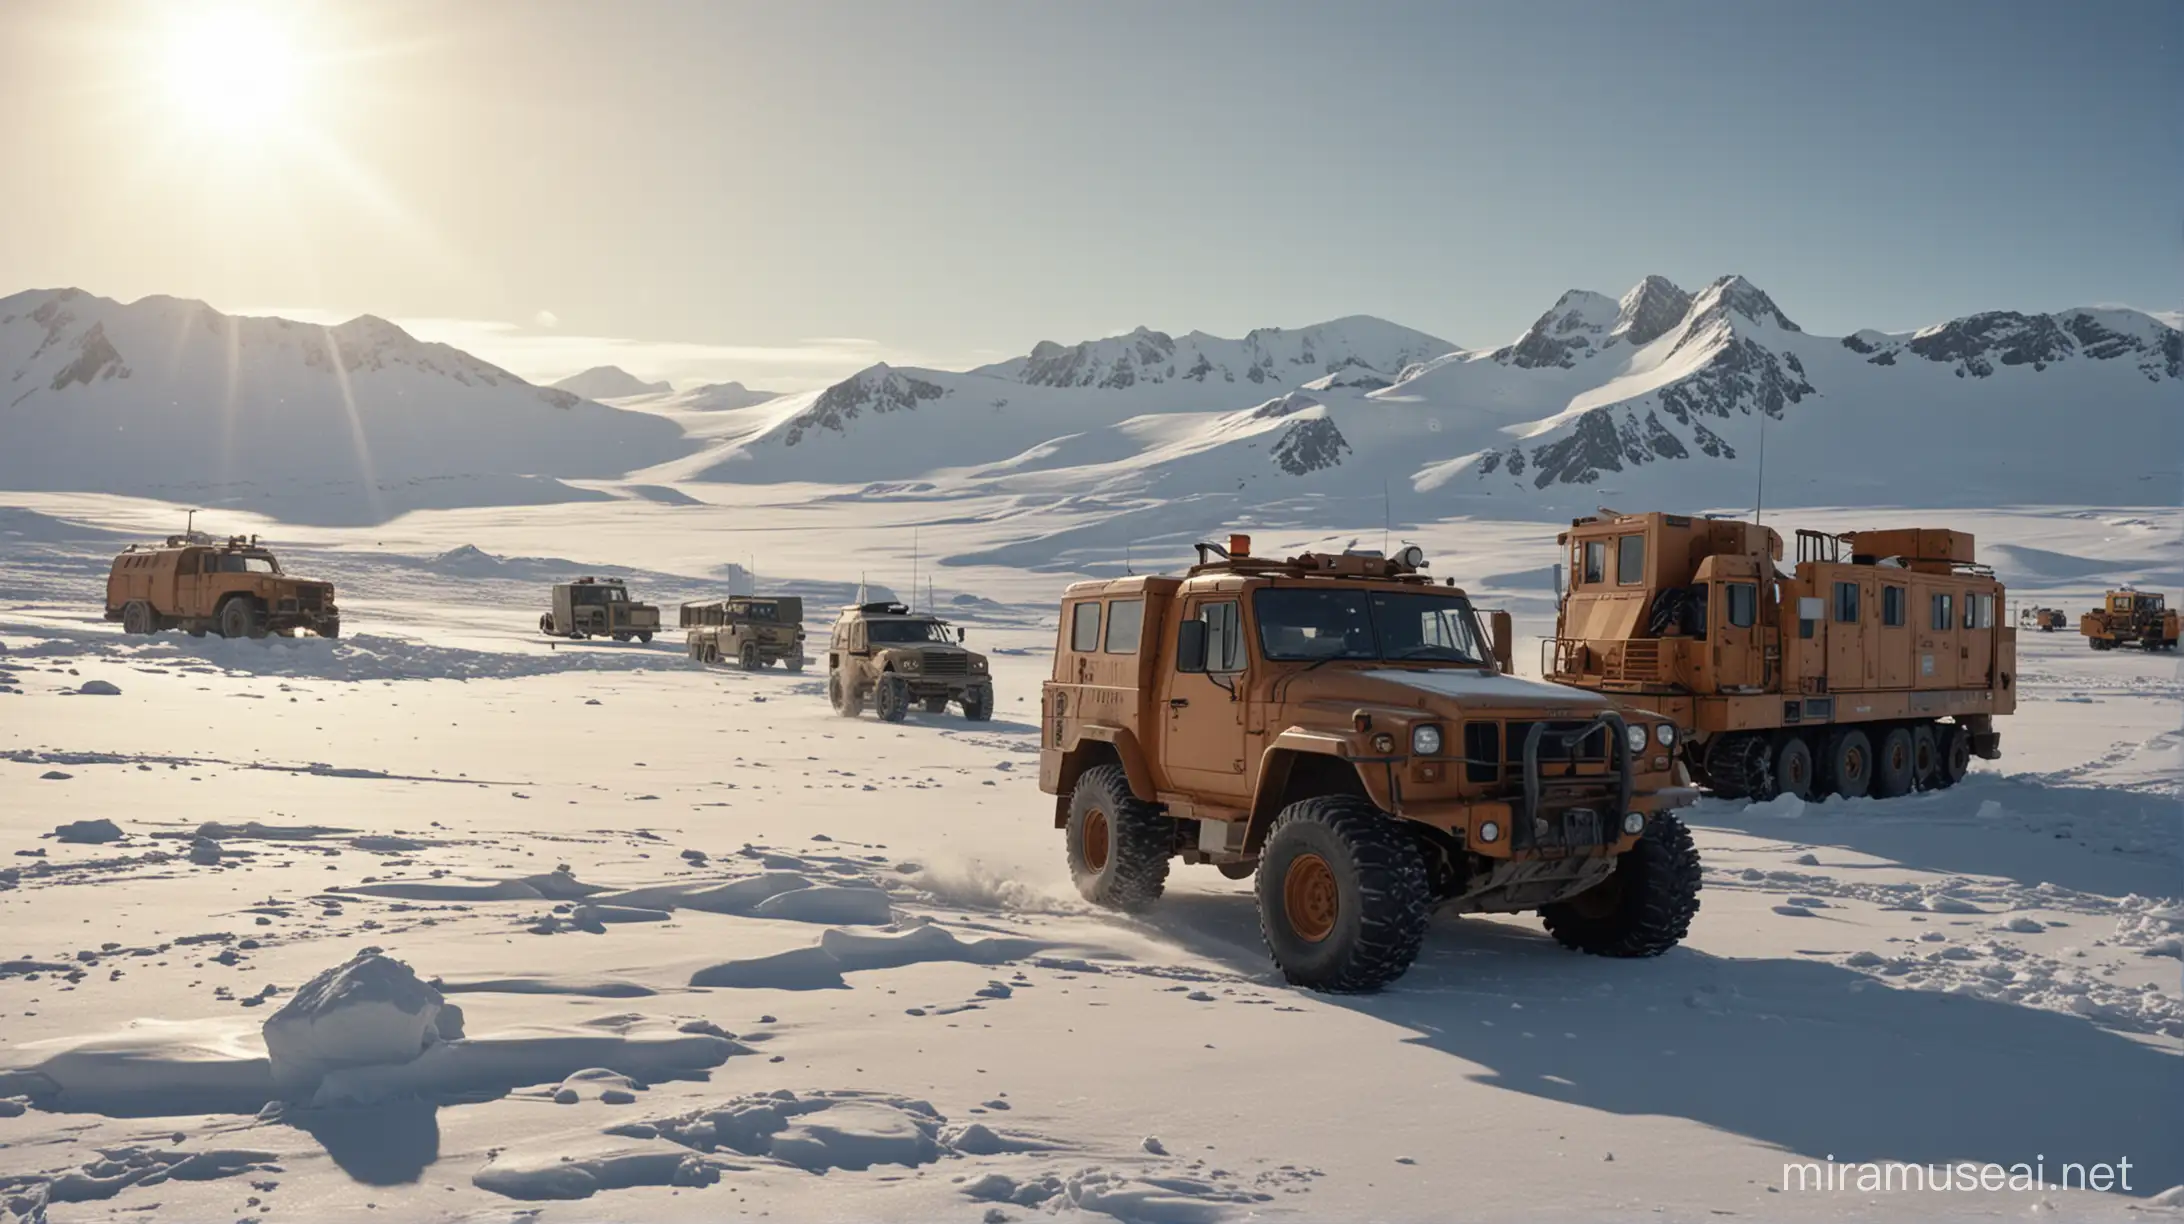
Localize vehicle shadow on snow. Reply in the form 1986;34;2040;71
1146;891;2184;1192
1685;775;2180;899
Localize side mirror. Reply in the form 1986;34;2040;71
1175;620;1207;673
1488;610;1514;675
957;627;967;642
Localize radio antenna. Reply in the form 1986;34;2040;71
1381;479;1391;556
911;526;919;613
1753;407;1768;533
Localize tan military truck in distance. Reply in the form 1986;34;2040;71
683;596;807;671
2080;588;2179;652
2018;606;2069;632
1547;512;2015;803
538;577;660;642
1039;535;1699;993
107;532;340;639
826;601;994;722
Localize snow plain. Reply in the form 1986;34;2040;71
0;490;2177;1224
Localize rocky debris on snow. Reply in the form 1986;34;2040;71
52;818;122;843
76;679;121;695
189;837;223;866
262;949;451;1095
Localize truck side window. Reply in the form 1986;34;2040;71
1882;585;1906;627
1582;540;1606;585
1103;599;1143;653
1931;593;1953;631
1726;583;1756;628
1968;593;1994;629
1070;601;1101;652
1833;581;1859;623
1203;601;1243;672
1616;535;1644;586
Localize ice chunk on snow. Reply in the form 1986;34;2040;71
52;818;123;844
262;949;448;1095
749;883;892;925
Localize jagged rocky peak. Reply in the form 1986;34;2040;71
1611;276;1694;347
1692;275;1801;333
1269;416;1349;475
1248;391;1322;421
784;362;948;446
1498;290;1620;369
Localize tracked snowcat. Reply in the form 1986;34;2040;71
1546;512;2014;801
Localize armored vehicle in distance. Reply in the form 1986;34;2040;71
827;601;993;722
540;577;660;642
106;533;339;639
684;596;807;670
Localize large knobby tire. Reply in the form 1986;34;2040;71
218;598;256;641
1936;724;1972;788
1911;723;1941;789
961;683;994;722
740;643;762;672
320;618;341;640
1541;813;1703;958
1255;796;1430;993
1871;725;1917;798
875;675;910;723
828;671;864;718
1065;764;1172;911
1822;728;1873;800
1772;734;1816;801
637;631;653;644
121;601;154;635
785;657;806;673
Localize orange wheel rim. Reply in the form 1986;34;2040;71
1283;853;1339;943
1083;809;1110;872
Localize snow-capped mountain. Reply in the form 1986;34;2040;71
0;290;690;521
668;283;2176;511
550;365;671;398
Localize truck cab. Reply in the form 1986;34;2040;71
1039;535;1700;992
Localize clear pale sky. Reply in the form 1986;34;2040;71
2;0;2177;388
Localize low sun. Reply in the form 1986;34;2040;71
158;6;305;135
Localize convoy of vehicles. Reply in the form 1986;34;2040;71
684;596;807;670
2079;588;2178;652
539;577;661;642
1545;513;2014;802
1037;536;1700;991
105;533;340;639
108;506;2131;994
827;601;994;722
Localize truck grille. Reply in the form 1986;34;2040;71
922;654;969;676
1460;720;1610;784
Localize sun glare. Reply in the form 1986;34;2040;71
159;6;304;134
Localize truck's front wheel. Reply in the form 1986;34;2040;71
1066;764;1171;911
1256;796;1430;993
1540;813;1702;958
218;598;259;640
875;675;910;722
961;683;993;722
827;671;863;717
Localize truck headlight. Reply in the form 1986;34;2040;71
1622;812;1646;835
971;658;987;672
1411;725;1442;756
1625;724;1647;753
1655;723;1676;748
1477;820;1500;844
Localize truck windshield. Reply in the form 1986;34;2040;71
1254;588;1486;664
217;555;279;574
867;619;952;644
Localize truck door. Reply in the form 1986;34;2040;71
175;550;208;619
1709;576;1759;689
1826;577;1866;692
1917;585;1959;688
1876;582;1912;687
1159;596;1249;803
1961;589;1994;687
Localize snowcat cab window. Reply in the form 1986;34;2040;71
1726;583;1757;629
1931;594;1954;631
1104;599;1144;654
1616;535;1645;586
1968;594;1994;629
1883;585;1907;627
1833;581;1860;623
1582;540;1606;585
1070;602;1102;652
218;554;277;574
604;586;628;603
1252;589;1485;664
1179;600;1244;673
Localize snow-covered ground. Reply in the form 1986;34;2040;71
1;494;2179;1223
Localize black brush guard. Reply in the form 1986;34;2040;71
1514;711;1634;854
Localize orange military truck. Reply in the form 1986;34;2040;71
1547;512;2013;802
106;533;340;639
2080;589;2179;652
1038;536;1700;993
